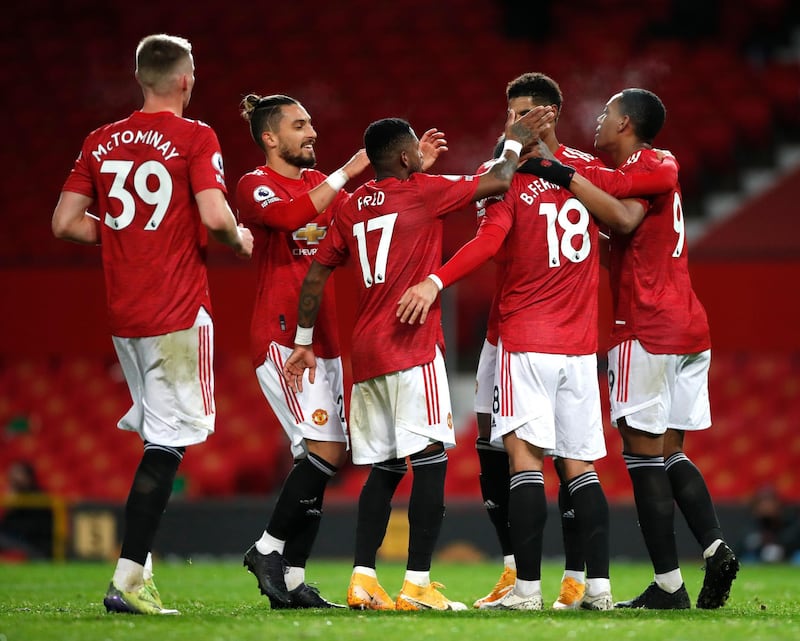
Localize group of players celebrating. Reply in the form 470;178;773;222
52;33;738;614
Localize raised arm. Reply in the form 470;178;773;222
419;128;449;171
310;149;370;208
567;176;647;234
518;150;672;234
473;106;555;200
248;149;370;233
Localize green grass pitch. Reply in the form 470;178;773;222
0;560;796;641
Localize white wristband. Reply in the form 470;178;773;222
427;274;444;291
294;326;314;345
502;139;523;157
324;169;348;192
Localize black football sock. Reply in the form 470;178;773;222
567;471;609;579
120;443;184;564
665;452;723;550
476;438;513;557
557;476;584;573
623;452;680;574
508;470;547;581
266;453;334;543
282;453;337;568
406;447;448;572
353;459;406;568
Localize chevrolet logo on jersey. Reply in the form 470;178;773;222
293;223;327;244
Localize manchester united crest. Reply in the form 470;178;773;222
447;412;453;430
312;409;329;426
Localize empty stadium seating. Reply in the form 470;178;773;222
1;351;799;502
2;0;800;266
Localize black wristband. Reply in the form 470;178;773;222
518;157;576;188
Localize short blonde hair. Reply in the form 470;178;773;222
135;34;192;90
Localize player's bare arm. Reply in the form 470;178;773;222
419;128;448;171
196;188;254;258
51;191;101;245
518;150;657;234
397;278;440;325
474;106;554;199
569;176;647;234
309;149;370;213
283;260;334;391
297;260;332;327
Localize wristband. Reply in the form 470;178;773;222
427;274;444;291
324;169;348;192
502;139;523;157
294;326;314;345
517;157;576;189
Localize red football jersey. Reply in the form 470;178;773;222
62;111;225;337
236;165;348;365
315;173;478;383
474;163;506;346
485;145;606;354
604;149;711;353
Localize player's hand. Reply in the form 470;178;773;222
283;346;317;393
396;278;440;325
524;139;557;162
652;147;675;162
236;224;254;259
420;128;449;171
505;106;555;150
343;149;370;178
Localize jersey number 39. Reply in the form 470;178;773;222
101;160;173;231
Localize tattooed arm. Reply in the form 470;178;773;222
473;105;555;200
283;260;334;392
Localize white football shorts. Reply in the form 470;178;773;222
113;307;215;447
607;339;711;434
348;346;455;465
474;338;497;415
256;341;348;459
492;338;606;461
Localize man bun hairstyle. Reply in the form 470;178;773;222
240;94;299;151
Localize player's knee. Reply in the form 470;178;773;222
561;458;594;481
409;443;447;468
307;440;347;470
476;412;492;439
